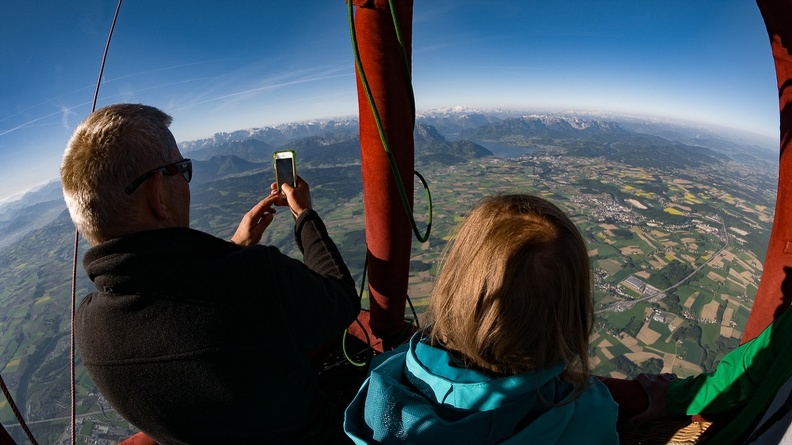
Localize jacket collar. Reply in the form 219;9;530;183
404;333;566;411
84;227;238;294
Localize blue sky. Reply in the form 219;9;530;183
0;1;778;203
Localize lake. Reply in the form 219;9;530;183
475;142;537;158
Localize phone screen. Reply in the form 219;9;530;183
275;156;296;192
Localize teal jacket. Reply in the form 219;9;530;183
344;333;618;444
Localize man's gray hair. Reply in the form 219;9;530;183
61;104;177;244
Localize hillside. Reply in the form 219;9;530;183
0;109;779;443
459;115;727;169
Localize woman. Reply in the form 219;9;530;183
344;194;618;444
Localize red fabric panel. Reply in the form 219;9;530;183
353;0;415;350
744;0;792;342
119;432;158;445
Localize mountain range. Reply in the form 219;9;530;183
0;109;778;250
0;181;65;249
0;108;781;443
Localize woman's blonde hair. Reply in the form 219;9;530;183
426;194;593;387
61;104;177;245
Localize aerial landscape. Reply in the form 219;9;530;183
0;109;778;443
1;0;783;443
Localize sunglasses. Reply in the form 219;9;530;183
125;159;193;194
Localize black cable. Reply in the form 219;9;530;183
70;2;124;445
91;0;123;113
0;372;38;445
406;294;420;329
343;255;374;367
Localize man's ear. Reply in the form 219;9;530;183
144;172;172;221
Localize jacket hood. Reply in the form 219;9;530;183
344;333;619;444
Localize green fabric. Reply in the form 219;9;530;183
666;306;792;444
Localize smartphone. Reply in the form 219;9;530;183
273;150;297;193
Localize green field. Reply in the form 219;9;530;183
0;137;778;440
681;340;704;365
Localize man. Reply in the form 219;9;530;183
61;103;360;444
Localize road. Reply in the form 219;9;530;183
4;408;113;428
596;213;729;314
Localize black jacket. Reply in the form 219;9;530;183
76;210;360;445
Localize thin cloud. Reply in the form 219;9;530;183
0;102;89;138
60;106;75;130
104;60;229;83
171;64;352;112
0;113;59;138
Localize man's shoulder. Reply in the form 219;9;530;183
86;227;239;261
110;227;226;245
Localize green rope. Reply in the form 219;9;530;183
341;0;430;367
343;255;372;367
348;0;432;243
386;0;416;120
343;319;372;368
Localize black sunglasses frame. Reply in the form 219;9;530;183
125;159;192;194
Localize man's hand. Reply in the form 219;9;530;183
630;373;677;425
231;193;279;247
271;176;312;219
